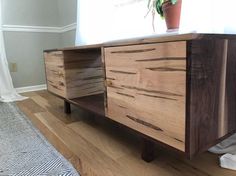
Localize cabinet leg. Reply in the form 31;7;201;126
141;138;155;162
64;100;71;114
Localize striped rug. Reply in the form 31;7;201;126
0;102;80;176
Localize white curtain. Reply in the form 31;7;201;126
179;0;236;34
76;0;236;45
76;0;166;45
0;0;27;102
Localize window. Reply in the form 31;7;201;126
76;0;236;45
76;0;166;45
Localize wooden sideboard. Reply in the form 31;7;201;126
44;33;236;161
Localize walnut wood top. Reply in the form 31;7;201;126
44;44;103;52
44;33;236;52
45;33;199;52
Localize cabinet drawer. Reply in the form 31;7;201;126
44;51;64;67
45;65;65;81
45;63;66;97
47;79;66;98
104;42;186;151
44;50;104;99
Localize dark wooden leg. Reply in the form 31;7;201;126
64;100;71;114
141;138;156;162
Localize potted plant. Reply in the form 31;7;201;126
147;0;182;30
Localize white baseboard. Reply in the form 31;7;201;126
16;84;47;93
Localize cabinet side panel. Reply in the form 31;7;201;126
188;39;236;157
225;40;236;133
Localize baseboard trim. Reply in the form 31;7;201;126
16;84;47;93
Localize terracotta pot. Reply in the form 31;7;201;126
162;0;182;30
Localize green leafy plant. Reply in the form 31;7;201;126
148;0;178;17
146;0;178;30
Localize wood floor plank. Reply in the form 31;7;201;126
117;149;210;176
31;95;51;109
35;111;129;176
68;122;133;160
20;91;38;97
16;90;236;176
32;91;87;124
182;153;236;176
17;98;45;113
46;107;83;124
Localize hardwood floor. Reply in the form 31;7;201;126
17;90;236;176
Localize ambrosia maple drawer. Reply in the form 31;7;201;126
103;35;236;158
44;48;104;99
104;41;186;152
44;34;236;160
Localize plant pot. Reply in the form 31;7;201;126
162;0;182;30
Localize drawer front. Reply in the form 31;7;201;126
45;65;65;81
44;51;64;67
45;65;66;98
44;50;105;99
104;42;186;151
47;79;66;98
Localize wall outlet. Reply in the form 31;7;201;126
9;63;17;72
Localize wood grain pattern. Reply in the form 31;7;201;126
225;40;236;133
104;42;187;151
45;64;66;97
44;51;64;67
44;49;105;99
43;34;236;159
69;94;105;116
187;39;236;157
44;33;236;53
218;40;228;137
17;90;236;176
44;33;200;53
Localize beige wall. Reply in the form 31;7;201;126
57;0;77;26
4;32;61;87
2;0;60;26
58;0;77;47
2;0;77;88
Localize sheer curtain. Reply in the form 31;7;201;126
76;0;166;45
76;0;236;45
0;1;27;102
179;0;236;34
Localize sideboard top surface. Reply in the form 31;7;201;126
44;33;236;53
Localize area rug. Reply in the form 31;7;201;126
0;102;80;176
